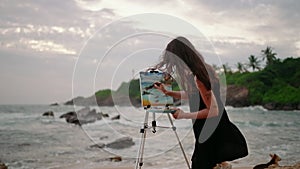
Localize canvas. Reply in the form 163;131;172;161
139;70;174;109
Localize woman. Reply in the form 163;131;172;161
154;37;248;169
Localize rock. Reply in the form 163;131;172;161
59;111;76;118
77;107;104;122
65;96;97;106
96;95;114;106
50;103;59;106
100;112;109;118
263;103;277;110
89;143;105;149
94;156;122;163
99;136;109;140
226;85;249;107
0;163;7;169
60;108;103;125
111;115;120;120
263;103;298;110
59;111;80;125
282;103;295;111
109;156;122;162
106;137;135;149
42;111;54;117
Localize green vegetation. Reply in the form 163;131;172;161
226;57;300;106
92;46;299;109
95;89;112;100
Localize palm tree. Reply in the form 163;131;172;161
222;63;232;74
248;55;261;71
261;46;277;65
236;62;247;73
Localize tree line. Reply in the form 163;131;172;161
216;46;279;73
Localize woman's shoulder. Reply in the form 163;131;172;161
194;76;210;92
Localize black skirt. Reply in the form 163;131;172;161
191;111;248;169
189;92;248;169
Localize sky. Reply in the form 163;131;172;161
0;0;299;104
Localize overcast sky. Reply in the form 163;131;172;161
0;0;299;104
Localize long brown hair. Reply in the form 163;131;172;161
155;37;218;93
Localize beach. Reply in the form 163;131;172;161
0;105;299;169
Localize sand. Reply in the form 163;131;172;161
94;167;252;169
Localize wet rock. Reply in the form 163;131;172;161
108;156;122;162
99;136;109;140
59;111;80;125
263;102;277;110
111;114;120;120
60;107;105;125
42;111;54;117
100;112;109;118
263;103;298;110
106;137;135;149
89;143;105;149
94;156;123;162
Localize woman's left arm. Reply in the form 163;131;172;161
172;77;219;119
173;91;219;119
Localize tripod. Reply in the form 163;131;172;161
135;107;191;169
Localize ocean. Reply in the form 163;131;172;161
0;105;299;169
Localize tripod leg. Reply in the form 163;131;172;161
152;112;156;133
135;111;149;169
167;113;191;169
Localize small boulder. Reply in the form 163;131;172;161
59;111;80;125
89;143;105;149
111;115;120;120
42;111;54;117
60;108;104;125
100;112;109;118
109;156;122;162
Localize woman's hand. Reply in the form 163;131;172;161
153;82;167;94
172;108;186;119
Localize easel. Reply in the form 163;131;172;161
135;106;191;169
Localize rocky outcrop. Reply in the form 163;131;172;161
263;102;300;111
65;94;141;107
225;85;300;110
64;96;97;106
59;107;103;125
226;85;249;107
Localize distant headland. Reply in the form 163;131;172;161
62;47;300;111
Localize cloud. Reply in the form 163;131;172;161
0;0;299;104
0;0;117;57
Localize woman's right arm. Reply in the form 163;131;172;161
154;83;188;100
